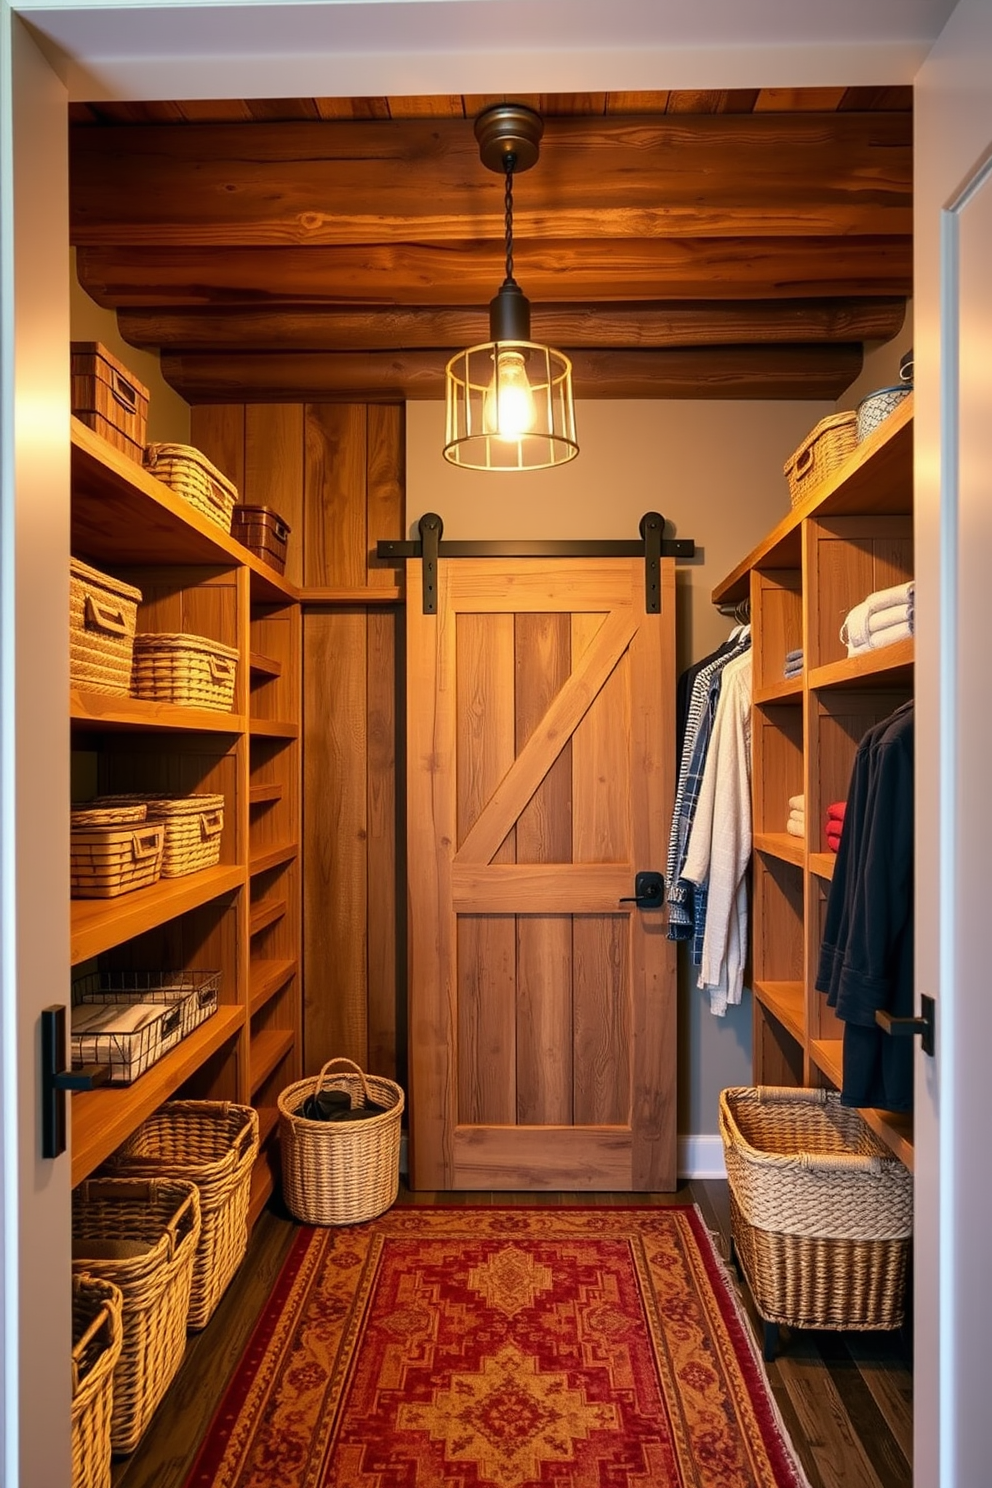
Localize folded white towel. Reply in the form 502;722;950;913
785;818;805;838
847;618;914;656
866;602;912;636
788;794;804;812
840;582;914;650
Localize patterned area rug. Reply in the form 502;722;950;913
185;1205;810;1488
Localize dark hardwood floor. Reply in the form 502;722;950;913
112;1180;912;1488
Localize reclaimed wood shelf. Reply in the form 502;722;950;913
70;1005;244;1186
249;651;283;678
249;718;300;740
249;782;284;805
753;980;805;1044
809;638;913;692
71;689;246;734
753;830;805;868
71;865;244;964
250;1028;295;1095
249;957;297;1016
249;842;298;876
249;898;286;937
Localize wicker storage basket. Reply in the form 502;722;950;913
70;822;164;900
231;504;290;574
102;1101;259;1331
131;633;239;712
782;410;859;507
71;802;147;830
71;1178;200;1454
70;559;143;697
72;969;221;1042
143;443;238;533
720;1086;912;1338
71;342;150;463
87;793;225;877
72;1274;124;1488
278;1058;404;1226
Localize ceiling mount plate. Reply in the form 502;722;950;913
474;104;544;175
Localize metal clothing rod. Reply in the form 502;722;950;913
377;512;696;615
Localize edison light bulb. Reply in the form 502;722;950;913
483;349;536;440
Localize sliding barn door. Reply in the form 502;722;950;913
407;556;677;1191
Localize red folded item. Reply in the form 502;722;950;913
826;830;843;852
826;801;847;823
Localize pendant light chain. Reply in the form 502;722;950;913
503;155;516;287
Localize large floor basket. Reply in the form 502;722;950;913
101;1101;259;1330
720;1086;912;1350
72;1273;123;1488
278;1058;404;1226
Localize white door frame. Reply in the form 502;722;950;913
0;1;964;1480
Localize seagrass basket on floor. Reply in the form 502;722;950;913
69;559;143;697
71;1178;200;1454
86;793;225;877
143;442;239;533
782;409;859;507
101;1101;259;1331
71;1273;123;1488
278;1058;404;1226
719;1086;913;1349
131;633;239;712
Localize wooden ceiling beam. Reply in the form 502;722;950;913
119;298;906;353
77;238;912;309
160;344;863;403
69;113;911;246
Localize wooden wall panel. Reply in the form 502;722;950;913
303;404;367;588
244;404;305;588
366;404;405;589
515;612;573;1125
573;916;630;1125
302;609;369;1070
190;404;245;494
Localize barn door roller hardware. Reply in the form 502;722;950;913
377;512;695;614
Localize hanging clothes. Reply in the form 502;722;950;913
666;628;751;949
679;648;753;1016
815;701;914;1111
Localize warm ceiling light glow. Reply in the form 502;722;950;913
443;105;578;473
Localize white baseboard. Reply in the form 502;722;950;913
399;1132;725;1183
677;1135;727;1180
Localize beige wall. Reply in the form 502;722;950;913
70;250;190;443
407;396;837;1139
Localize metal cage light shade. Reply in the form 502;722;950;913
443;105;578;472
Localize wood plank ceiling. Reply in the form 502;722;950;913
69;88;913;403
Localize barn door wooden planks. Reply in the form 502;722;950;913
406;556;677;1191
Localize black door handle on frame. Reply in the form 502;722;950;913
619;871;665;910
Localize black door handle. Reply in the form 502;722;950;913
876;994;935;1057
42;1005;110;1159
619;871;665;910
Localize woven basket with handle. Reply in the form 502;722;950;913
782;410;858;507
719;1086;912;1334
87;793;225;877
278;1058;404;1226
102;1101;259;1331
71;1178;200;1454
131;633;238;712
69;558;143;697
143;442;238;533
71;1273;123;1488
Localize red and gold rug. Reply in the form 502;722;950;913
185;1206;810;1488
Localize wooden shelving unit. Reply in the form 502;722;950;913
69;416;302;1203
714;395;914;1169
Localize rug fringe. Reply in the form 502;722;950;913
691;1204;815;1488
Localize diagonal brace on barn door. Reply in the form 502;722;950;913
377;511;694;614
454;607;638;866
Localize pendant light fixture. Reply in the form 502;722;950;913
443;104;578;472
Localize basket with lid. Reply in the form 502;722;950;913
86;793;225;877
101;1101;259;1331
72;1273;123;1488
71;1178;200;1454
130;633;238;712
69;559;143;697
277;1058;404;1226
719;1086;912;1354
143;443;238;533
71;343;149;463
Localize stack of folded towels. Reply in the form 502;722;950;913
840;580;914;657
825;801;845;852
786;794;805;838
783;647;803;679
